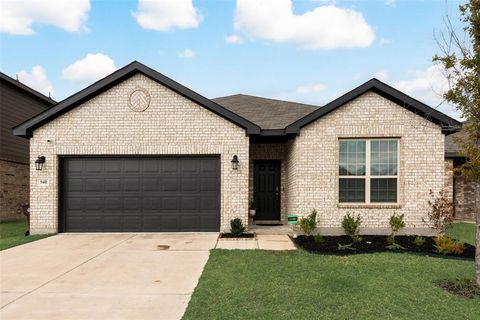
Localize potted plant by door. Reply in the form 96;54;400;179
249;200;256;217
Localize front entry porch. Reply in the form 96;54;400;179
249;143;288;229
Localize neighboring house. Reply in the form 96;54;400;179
0;72;55;220
13;61;461;235
444;125;479;221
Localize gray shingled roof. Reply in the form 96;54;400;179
212;94;319;130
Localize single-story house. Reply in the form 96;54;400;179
0;72;55;220
444;124;479;221
13;61;461;235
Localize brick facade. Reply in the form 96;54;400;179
29;74;249;234
285;92;444;235
29;77;449;236
0;159;29;220
445;158;479;222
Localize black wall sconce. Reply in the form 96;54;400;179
231;155;239;170
35;156;46;171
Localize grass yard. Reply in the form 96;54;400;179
447;222;476;245
183;250;478;320
0;220;52;250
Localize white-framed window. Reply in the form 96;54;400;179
339;139;399;204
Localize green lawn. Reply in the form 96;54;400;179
447;222;476;245
0;220;52;250
183;250;478;320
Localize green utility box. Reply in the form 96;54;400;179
287;214;298;225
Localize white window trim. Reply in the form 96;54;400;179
338;138;400;205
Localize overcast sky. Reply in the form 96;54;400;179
0;0;466;119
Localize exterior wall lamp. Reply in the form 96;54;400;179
231;155;239;170
35;156;46;171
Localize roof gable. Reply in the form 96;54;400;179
285;78;462;135
13;61;260;138
0;71;56;106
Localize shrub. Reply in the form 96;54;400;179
298;209;318;236
230;218;245;236
342;213;362;238
425;189;454;234
314;234;324;244
413;236;426;247
433;236;465;255
249;200;255;210
389;212;406;233
386;212;406;250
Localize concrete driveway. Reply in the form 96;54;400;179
0;233;218;320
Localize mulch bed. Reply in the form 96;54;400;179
293;235;475;259
436;278;480;299
219;233;255;239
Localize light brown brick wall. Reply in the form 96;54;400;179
285;91;444;235
29;74;249;234
0;159;29;220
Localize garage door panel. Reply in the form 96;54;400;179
181;178;198;191
104;159;122;173
163;178;179;191
124;159;141;172
61;157;220;232
66;178;83;192
85;160;103;173
143;178;158;191
124;197;140;210
84;178;103;192
104;178;122;192
124;178;141;192
162;197;178;210
84;197;103;210
142;159;159;173
162;159;179;173
105;197;122;210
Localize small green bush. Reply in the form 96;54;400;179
387;212;406;250
314;234;324;244
433;236;465;255
230;218;245;236
389;212;405;233
342;213;362;238
298;209;317;236
413;236;426;247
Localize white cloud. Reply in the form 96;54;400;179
62;53;117;83
0;0;90;35
179;48;196;58
296;83;327;94
133;0;202;31
385;0;396;7
394;65;460;119
375;70;389;82
234;0;374;49
225;34;243;44
17;65;53;96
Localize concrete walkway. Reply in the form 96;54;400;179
216;234;296;250
0;233;218;320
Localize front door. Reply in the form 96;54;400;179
254;161;281;221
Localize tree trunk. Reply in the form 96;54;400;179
474;180;480;287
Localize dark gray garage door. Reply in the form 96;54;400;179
60;157;220;232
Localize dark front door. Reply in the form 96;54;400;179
59;157;220;232
254;161;280;221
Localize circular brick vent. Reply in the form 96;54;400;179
128;88;150;112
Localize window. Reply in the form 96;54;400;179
339;139;398;203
